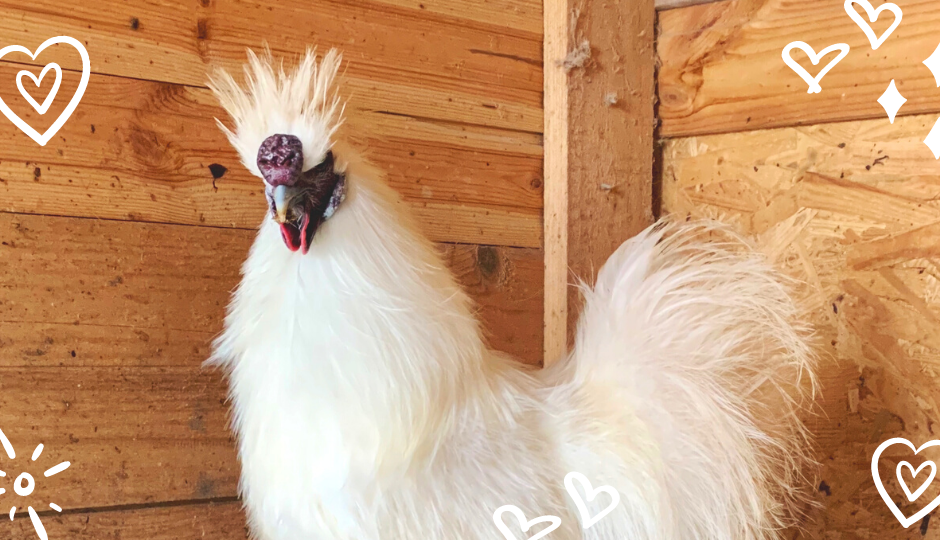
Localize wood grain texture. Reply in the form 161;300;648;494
440;244;544;364
0;212;544;368
663;116;940;536
542;0;570;363
0;210;542;509
0;367;238;509
0;0;547;527
0;62;542;247
369;0;542;34
658;0;940;137
654;0;721;9
543;0;657;363
0;0;541;129
8;502;246;539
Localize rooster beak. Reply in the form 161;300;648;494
272;185;291;224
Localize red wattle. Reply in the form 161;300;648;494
279;223;301;252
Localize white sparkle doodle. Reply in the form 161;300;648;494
0;427;70;540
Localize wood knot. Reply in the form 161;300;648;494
197;19;209;41
477;246;500;279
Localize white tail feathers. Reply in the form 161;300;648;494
573;220;816;539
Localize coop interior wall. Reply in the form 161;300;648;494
2;0;932;537
0;0;542;536
659;0;940;536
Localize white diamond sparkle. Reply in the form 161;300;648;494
925;118;940;159
925;43;940;87
878;79;906;123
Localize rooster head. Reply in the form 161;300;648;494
209;48;346;254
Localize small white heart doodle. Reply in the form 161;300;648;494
564;472;621;530
897;460;936;503
872;438;940;528
844;0;902;50
492;505;561;540
0;36;89;146
781;42;850;94
16;63;62;115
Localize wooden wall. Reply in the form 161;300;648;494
660;0;940;536
10;0;931;537
0;0;542;536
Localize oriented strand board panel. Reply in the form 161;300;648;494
658;0;940;137
663;115;940;536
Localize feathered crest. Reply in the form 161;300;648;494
208;47;345;178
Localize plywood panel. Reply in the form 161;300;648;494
0;212;543;367
8;502;245;539
658;0;940;137
663;116;940;536
0;63;541;248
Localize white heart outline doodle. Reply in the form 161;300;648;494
844;0;902;50
564;472;621;530
0;36;89;146
16;62;62;115
897;460;937;503
872;438;940;528
492;505;561;540
782;42;850;94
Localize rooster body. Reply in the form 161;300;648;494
209;51;814;540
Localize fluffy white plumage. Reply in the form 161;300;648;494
208;49;815;540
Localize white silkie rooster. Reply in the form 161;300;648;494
208;49;815;540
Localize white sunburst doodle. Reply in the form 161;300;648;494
0;427;70;540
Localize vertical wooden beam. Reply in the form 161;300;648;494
543;0;571;364
543;0;656;364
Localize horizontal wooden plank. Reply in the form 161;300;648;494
0;212;543;366
372;0;541;33
655;0;720;9
439;244;543;364
0;211;542;508
0;0;542;131
8;501;245;539
0;63;542;248
0;367;237;509
658;0;940;137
